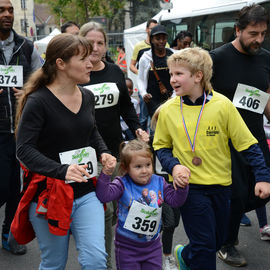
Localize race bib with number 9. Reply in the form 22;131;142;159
84;82;120;109
59;146;98;184
0;65;23;87
124;200;162;235
232;83;270;114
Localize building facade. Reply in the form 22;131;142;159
12;0;36;38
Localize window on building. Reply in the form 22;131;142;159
20;19;28;33
21;0;26;9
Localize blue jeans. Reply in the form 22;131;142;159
29;192;106;270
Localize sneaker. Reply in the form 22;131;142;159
163;255;178;270
2;233;27;255
260;225;270;240
240;214;251;226
174;244;189;270
217;245;247;267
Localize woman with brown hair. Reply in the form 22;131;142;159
13;33;116;269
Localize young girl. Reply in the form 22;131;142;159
96;139;189;270
153;47;270;270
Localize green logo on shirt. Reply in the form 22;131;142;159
0;66;15;74
72;149;89;163
93;83;110;94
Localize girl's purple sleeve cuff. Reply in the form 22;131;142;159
96;171;124;203
163;178;189;208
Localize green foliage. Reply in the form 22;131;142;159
35;0;126;25
34;0;160;30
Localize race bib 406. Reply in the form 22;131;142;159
233;83;270;114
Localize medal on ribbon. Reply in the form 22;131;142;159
180;92;206;166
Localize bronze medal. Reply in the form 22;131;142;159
180;93;207;167
192;156;202;166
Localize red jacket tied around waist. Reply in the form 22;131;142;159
11;165;74;245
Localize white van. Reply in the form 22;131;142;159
161;0;270;51
124;0;270;79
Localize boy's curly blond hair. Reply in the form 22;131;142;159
167;47;213;92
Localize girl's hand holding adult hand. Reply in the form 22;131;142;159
65;164;90;183
172;164;190;190
100;153;117;175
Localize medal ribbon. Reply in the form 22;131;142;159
180;92;206;152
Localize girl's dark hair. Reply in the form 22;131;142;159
16;33;92;133
236;4;269;30
171;31;193;48
119;139;153;175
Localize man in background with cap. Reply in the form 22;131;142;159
130;19;158;132
137;24;174;119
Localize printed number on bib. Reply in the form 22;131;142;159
59;146;98;184
78;161;94;175
84;82;119;109
232;83;270;114
0;65;23;87
124;200;161;235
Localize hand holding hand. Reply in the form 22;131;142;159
100;153;117;175
135;128;149;143
65;164;90;183
255;182;270;199
172;164;190;189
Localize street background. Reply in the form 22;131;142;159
0;204;270;269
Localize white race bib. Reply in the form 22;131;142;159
59;146;97;184
232;83;270;114
123;200;162;235
84;82;119;109
0;65;23;87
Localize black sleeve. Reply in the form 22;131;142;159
118;68;141;133
16;96;69;180
209;49;220;89
209;50;216;74
241;144;270;183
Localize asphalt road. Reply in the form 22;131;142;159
0;204;270;269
